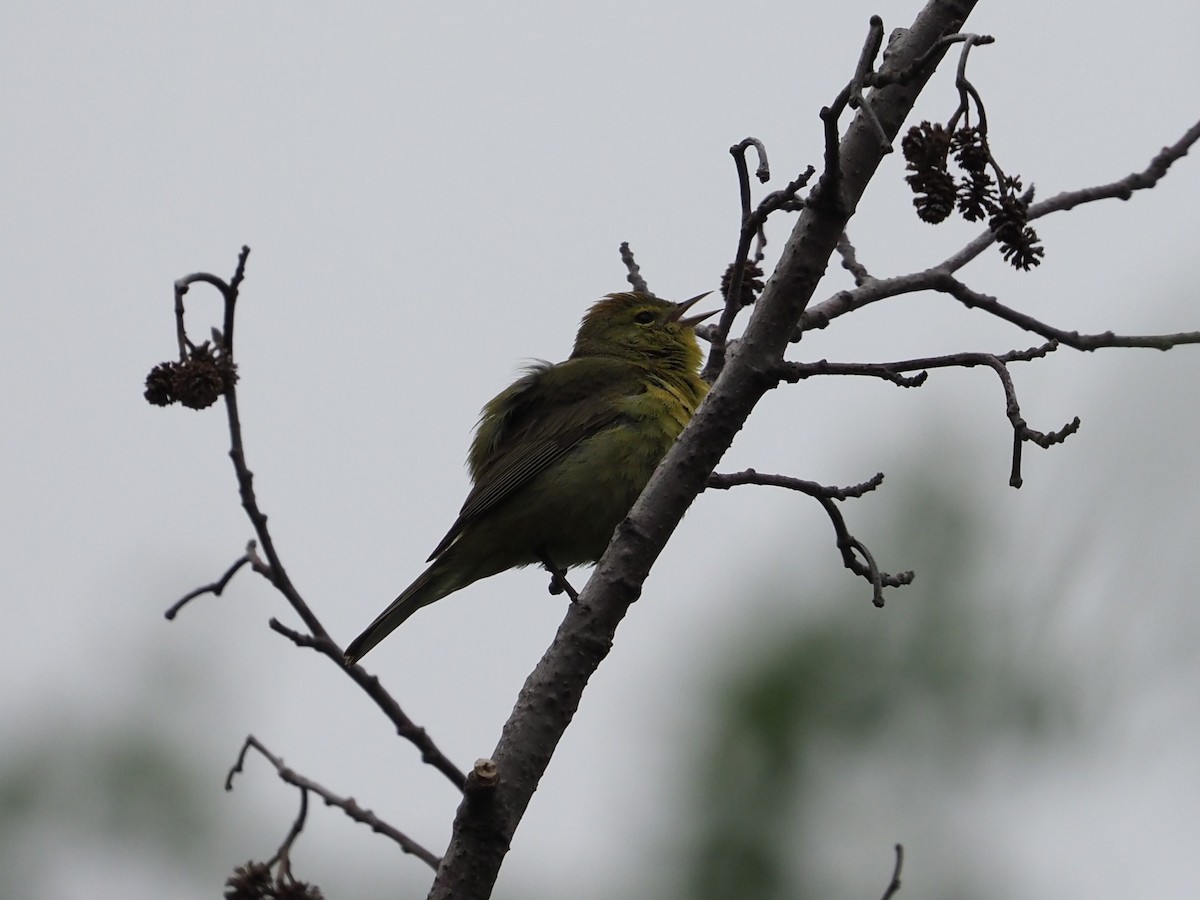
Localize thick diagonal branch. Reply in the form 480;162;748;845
426;4;981;898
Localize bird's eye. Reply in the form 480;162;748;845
634;310;656;325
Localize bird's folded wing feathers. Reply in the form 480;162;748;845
425;359;642;562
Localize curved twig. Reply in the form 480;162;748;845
776;342;1081;487
879;844;905;900
227;735;441;872
164;546;253;620
161;248;467;793
706;469;912;606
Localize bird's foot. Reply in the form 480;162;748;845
537;550;580;604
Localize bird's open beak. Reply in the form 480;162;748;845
671;291;718;328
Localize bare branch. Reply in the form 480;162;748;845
164;545;253;620
167;248;331;641
776;342;1081;487
818;14;890;208
777;358;930;388
947;35;994;137
800;268;1200;352
940;117;1200;272
268;619;468;791
706;469;913;606
429;7;982;895
706;157;815;380
933;273;1200;351
732;137;771;212
880;844;906;900
156;249;467;793
618;241;650;294
707;468;885;501
872;30;993;88
836;231;874;286
227;735;441;872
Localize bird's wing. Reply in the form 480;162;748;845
425;358;639;561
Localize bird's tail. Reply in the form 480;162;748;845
343;559;466;665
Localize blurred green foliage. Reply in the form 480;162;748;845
2;473;1077;900
672;476;1070;900
0;665;224;899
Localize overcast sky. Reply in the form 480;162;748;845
4;2;1199;898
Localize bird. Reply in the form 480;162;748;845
343;291;714;664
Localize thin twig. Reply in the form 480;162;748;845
707;468;885;501
880;844;905;900
798;119;1200;338
939;117;1200;273
706;154;814;380
227;735;441;872
815;15;888;217
799;267;1200;353
705;469;912;606
775;342;1081;487
269;619;468;790
732;137;770;214
778;358;929;388
707;138;769;377
845;15;889;150
931;273;1200;351
836;231;873;286
872;29;993;87
619;242;650;294
272;784;307;879
162;249;466;792
164;547;253;620
947;35;993;137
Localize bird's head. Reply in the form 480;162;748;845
570;292;715;371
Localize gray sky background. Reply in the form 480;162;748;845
4;2;1199;898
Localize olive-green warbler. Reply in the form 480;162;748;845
344;291;714;664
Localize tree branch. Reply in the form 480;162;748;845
800;267;1200;351
227;735;442;872
775;342;1082;487
880;844;905;900
938;117;1200;273
618;241;650;294
427;4;982;896
164;545;253;620
269;619;467;791
705;469;913;605
155;250;467;794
